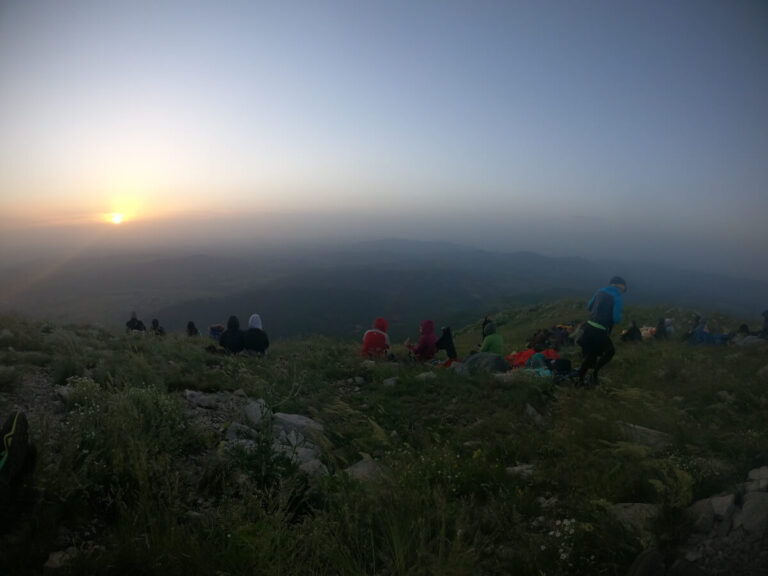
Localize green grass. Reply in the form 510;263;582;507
1;306;767;575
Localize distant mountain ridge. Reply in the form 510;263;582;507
0;239;764;337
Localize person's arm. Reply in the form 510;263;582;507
613;295;622;325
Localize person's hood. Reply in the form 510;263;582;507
420;319;435;335
373;317;387;332
249;314;263;330
227;315;240;331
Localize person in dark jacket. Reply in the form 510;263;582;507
125;311;146;333
577;276;627;386
405;319;437;362
186;321;199;337
243;313;269;355
218;315;244;354
150;318;166;336
761;310;768;338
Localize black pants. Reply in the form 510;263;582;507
578;324;615;377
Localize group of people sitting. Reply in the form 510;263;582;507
209;314;270;355
125;312;166;336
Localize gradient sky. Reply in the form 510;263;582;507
1;1;767;278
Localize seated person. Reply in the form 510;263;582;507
186;321;200;337
435;326;458;365
218;316;244;354
243;313;270;355
361;317;390;358
150;318;166;336
480;322;504;355
405;319;437;362
125;311;146;333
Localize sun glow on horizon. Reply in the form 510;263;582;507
109;213;123;224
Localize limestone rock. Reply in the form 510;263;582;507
382;377;398;387
185;389;220;409
710;493;735;520
748;466;768;481
505;464;535;479
619;422;671;450
741;492;768;539
627;547;665;576
611;503;660;535
345;459;389;482
525;403;544;425
415;371;436;381
461;352;509;374
244;399;266;426
687;499;714;534
273;412;324;434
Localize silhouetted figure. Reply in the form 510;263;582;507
621;321;642;343
125;311;146;333
405;319;437;362
653;318;667;340
577;276;627;386
435;326;458;365
186;321;199;337
361;317;390;358
150;318;166;336
243;313;269;355
761;310;768;338
218;316;244;354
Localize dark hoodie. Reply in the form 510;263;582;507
219;316;244;354
408;319;437;361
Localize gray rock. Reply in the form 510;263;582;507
505;464;535;479
353;376;365;385
225;422;254;442
299;458;328;476
741;492;768;538
0;328;14;340
627;548;665;576
687;499;715;533
185;389;220;409
619;422;672;450
461;352;509;374
710;494;735;520
716;390;735;403
345;459;389;482
44;546;77;572
611;503;660;535
273;412;324;434
415;371;436;381
54;385;74;403
748;466;768;481
382;377;398;387
360;360;376;369
244;399;266;426
525;403;544;425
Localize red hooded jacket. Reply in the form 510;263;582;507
408;319;437;361
361;317;390;357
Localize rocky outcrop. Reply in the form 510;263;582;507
184;389;328;476
627;465;768;575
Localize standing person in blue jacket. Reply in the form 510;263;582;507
577;276;627;387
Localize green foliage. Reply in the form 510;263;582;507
2;304;767;575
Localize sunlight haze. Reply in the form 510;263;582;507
1;0;767;280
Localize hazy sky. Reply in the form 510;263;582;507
1;1;767;278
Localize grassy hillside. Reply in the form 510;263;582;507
0;303;766;575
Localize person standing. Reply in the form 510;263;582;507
577;276;627;386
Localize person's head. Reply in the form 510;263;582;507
151;319;159;329
373;317;387;332
130;311;137;320
249;313;263;330
484;322;496;336
609;276;627;293
420;319;435;335
227;315;240;331
187;321;196;330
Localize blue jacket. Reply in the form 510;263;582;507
587;285;623;332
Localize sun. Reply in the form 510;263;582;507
110;213;123;224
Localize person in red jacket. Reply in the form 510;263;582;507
361;317;391;358
405;319;437;362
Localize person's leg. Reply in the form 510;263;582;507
592;335;615;384
577;325;599;385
